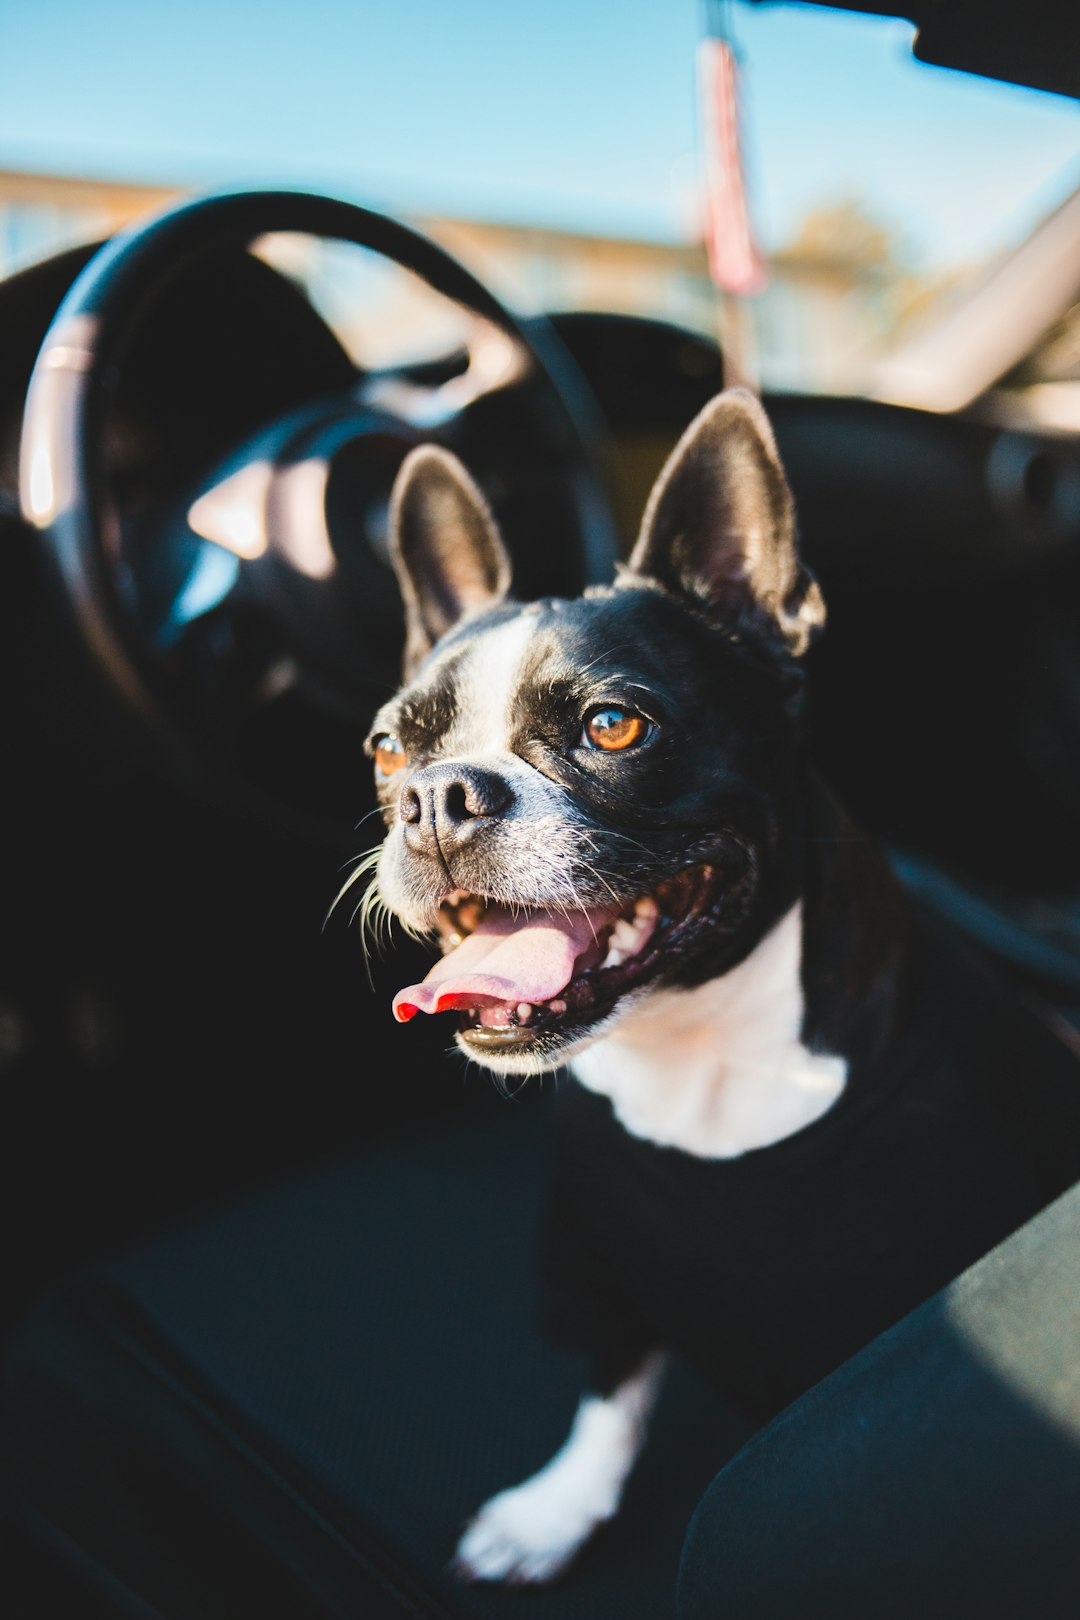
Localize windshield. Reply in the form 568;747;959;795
2;0;1078;397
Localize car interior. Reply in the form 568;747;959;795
3;2;1080;1616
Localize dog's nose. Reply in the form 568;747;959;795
401;764;514;858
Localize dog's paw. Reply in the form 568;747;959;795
451;1477;607;1585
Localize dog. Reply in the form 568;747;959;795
361;388;1080;1584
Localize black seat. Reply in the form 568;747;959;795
679;1176;1080;1619
7;1090;1080;1618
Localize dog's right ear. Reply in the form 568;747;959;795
388;445;512;679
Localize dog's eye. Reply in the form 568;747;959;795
582;706;649;752
373;734;408;777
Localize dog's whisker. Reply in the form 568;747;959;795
352;806;387;834
572;641;638;678
355;876;398;986
573;858;623;911
324;846;384;931
593;828;657;857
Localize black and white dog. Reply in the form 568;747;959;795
363;389;1080;1584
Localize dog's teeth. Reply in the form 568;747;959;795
634;896;658;920
456;898;486;933
550;999;567;1015
604;912;653;970
516;1002;533;1024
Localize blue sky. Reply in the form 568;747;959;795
1;0;1078;271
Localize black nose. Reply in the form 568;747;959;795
401;763;514;860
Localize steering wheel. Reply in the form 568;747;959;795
18;190;619;847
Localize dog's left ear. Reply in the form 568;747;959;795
627;388;825;657
389;445;512;678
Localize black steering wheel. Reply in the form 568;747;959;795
19;190;618;846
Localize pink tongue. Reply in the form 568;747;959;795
392;906;611;1023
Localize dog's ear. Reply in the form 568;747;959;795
627;388;825;656
389;445;512;678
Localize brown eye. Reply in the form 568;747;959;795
582;706;649;752
373;734;408;777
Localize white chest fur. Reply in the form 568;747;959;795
570;903;847;1159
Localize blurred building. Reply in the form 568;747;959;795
0;167;934;397
0;170;174;272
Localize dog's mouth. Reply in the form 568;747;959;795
391;864;726;1051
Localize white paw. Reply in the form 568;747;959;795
451;1476;608;1585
